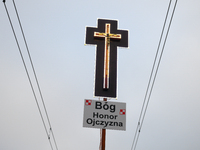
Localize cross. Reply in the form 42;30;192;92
94;23;121;89
85;19;128;98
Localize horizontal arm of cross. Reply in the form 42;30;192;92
94;32;121;40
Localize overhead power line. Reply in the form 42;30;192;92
3;1;59;150
131;0;178;150
11;0;59;149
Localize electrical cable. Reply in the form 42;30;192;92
11;0;59;149
131;0;178;149
131;1;172;149
3;1;57;150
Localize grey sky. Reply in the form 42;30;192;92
1;0;200;149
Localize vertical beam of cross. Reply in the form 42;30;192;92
94;24;121;90
104;24;110;89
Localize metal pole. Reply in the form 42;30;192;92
101;128;106;150
101;98;107;150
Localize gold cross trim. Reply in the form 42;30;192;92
94;23;121;89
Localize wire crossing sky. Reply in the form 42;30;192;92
131;0;178;149
1;0;200;150
3;0;59;150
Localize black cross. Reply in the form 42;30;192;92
85;19;128;98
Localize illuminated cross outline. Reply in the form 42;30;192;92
85;19;128;98
94;23;121;89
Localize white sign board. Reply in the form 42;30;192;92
83;99;126;131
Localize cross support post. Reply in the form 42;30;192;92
100;98;107;150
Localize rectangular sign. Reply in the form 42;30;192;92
83;99;126;131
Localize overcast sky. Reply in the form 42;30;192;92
1;0;200;150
